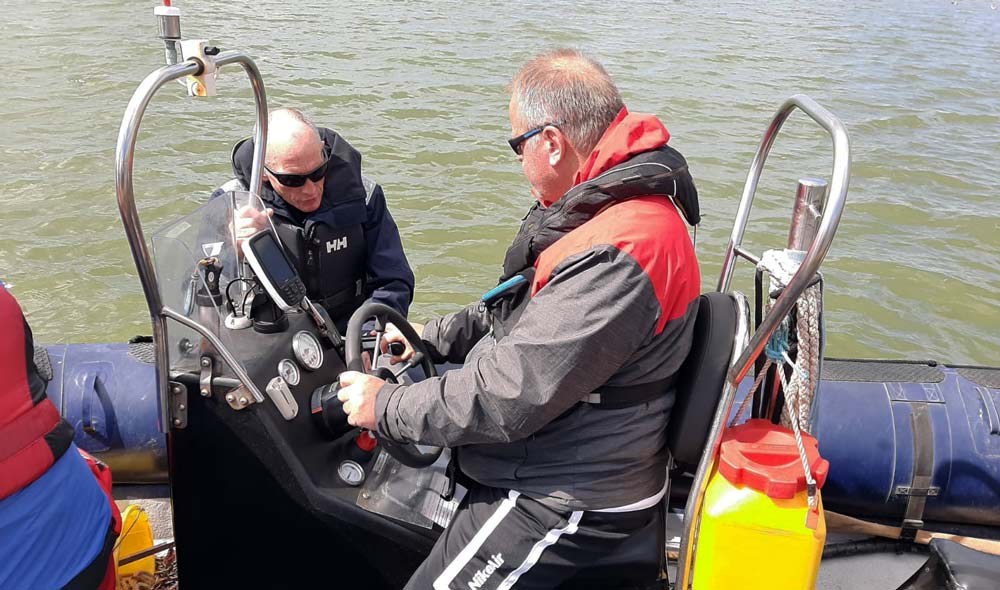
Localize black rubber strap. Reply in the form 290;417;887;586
900;402;934;542
583;375;677;410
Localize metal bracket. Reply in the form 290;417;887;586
199;356;214;397
169;380;188;428
895;485;941;497
224;385;257;411
899;518;924;542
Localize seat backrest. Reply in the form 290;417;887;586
667;291;744;473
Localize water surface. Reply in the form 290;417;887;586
0;0;997;365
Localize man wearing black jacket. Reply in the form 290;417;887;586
215;108;414;329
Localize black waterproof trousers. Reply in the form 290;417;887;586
405;485;660;590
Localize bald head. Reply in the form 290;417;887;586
265;108;323;170
509;49;624;155
261;108;327;213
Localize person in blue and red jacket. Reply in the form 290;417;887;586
0;282;120;590
338;49;702;589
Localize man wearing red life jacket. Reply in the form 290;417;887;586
339;49;701;589
0;283;120;590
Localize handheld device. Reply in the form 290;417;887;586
241;230;307;311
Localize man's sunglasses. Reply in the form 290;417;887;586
508;122;563;155
265;147;332;188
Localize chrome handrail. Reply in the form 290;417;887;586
717;94;850;385
676;94;850;589
114;51;269;430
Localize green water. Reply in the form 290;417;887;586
0;0;997;365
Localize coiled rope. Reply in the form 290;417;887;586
730;248;824;516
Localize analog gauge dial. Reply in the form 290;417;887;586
292;331;324;370
278;359;300;386
337;460;366;487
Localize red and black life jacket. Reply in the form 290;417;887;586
489;144;699;338
0;287;75;499
483;108;701;409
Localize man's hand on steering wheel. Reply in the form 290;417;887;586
380;321;425;363
340;321;425;431
335;302;440;467
337;371;381;431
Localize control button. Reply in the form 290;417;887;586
265;376;299;421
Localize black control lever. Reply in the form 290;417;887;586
303;299;344;351
310;383;349;439
389;352;426;381
388;341;406;357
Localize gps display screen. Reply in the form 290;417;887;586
252;231;296;284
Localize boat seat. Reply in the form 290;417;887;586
559;292;742;588
897;538;1000;590
668;292;741;473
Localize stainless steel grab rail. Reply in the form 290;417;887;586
676;94;850;589
114;51;269;430
717;94;849;385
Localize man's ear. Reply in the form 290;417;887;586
543;126;564;166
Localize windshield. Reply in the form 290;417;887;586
150;190;272;373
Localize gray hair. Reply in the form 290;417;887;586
509;49;624;155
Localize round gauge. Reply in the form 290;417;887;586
292;331;324;370
337;460;366;487
278;359;300;386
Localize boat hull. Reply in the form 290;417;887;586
44;344;1000;529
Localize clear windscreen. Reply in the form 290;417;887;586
150;190;275;372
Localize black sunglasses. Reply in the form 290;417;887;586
265;146;332;188
508;122;562;155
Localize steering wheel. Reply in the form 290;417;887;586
344;302;442;468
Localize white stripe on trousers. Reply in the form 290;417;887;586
496;510;583;590
433;490;521;590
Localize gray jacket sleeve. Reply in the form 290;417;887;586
418;303;491;364
375;246;660;447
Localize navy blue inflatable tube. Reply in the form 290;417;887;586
40;341;166;483
812;359;1000;527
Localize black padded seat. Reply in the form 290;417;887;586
560;293;742;587
668;292;740;473
897;538;1000;590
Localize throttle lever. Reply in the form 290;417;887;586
390;351;424;380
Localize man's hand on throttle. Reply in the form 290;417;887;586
337;371;385;431
380;321;425;363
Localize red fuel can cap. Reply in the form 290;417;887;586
717;419;829;499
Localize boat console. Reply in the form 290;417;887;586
113;33;470;585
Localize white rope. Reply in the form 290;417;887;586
729;359;772;428
756;250;823;431
778;363;818;511
751;249;825;515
